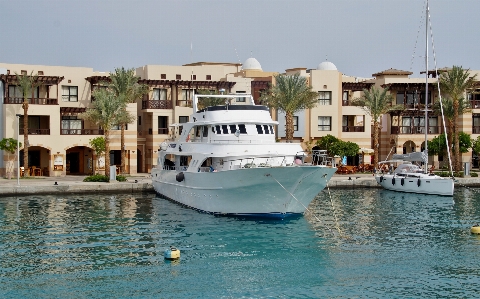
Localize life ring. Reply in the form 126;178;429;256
186;134;190;142
417;178;421;187
401;178;405;186
392;177;395;185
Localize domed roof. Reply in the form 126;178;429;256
317;61;337;71
242;57;262;70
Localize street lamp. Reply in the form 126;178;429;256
16;114;21;187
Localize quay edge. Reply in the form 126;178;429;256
0;176;478;197
0;181;154;197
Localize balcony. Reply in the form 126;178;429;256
142;100;172;109
391;126;442;134
471;101;480;109
4;97;58;105
20;129;50;135
60;129;104;135
158;128;168;134
342;126;365;132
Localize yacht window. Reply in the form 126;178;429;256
229;125;236;133
263;125;270;134
180;156;190;166
203;126;208;137
195;126;201;137
215;125;221;134
256;125;263;134
238;124;247;134
269;125;274;134
222;125;229;134
212;127;215;133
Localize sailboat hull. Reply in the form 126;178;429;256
375;173;454;196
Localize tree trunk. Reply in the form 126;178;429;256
453;100;460;172
373;120;379;168
6;154;12;179
22;101;29;176
105;130;111;180
285;111;293;142
120;124;125;174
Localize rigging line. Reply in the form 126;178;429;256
233;46;249;92
267;173;347;238
323;175;347;238
409;0;427;73
427;2;454;178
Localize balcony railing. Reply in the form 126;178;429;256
473;126;480;134
391;126;442;134
142;100;173;109
4;97;58;105
20;129;50;135
61;129;104;135
471;101;480;109
342;126;365;132
158;128;168;134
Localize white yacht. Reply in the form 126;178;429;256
151;94;337;218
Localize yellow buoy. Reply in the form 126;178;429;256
164;246;181;260
471;224;480;234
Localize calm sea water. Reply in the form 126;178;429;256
0;188;479;298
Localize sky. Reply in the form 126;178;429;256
1;0;479;78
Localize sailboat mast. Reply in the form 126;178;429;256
424;0;429;174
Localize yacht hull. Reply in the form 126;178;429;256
152;166;337;217
375;174;454;196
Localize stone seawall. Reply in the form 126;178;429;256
0;175;478;197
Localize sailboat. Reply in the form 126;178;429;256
375;0;454;196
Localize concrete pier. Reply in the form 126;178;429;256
0;173;477;196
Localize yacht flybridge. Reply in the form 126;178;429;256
151;94;337;218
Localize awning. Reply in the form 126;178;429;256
60;107;86;114
359;148;374;155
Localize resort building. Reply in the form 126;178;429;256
1;59;480;177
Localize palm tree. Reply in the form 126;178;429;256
79;88;125;179
15;71;42;176
109;67;148;174
439;66;477;171
432;96;471;171
259;73;318;141
351;86;403;168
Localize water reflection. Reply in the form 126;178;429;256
0;193;157;275
1;189;480;298
307;188;480;297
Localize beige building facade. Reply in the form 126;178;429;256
1;59;480;177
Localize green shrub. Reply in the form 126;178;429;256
436;171;450;177
83;174;128;182
471;172;478;177
83;174;109;182
116;175;127;182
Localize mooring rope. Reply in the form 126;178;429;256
453;178;480;194
267;172;348;238
323;175;345;237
